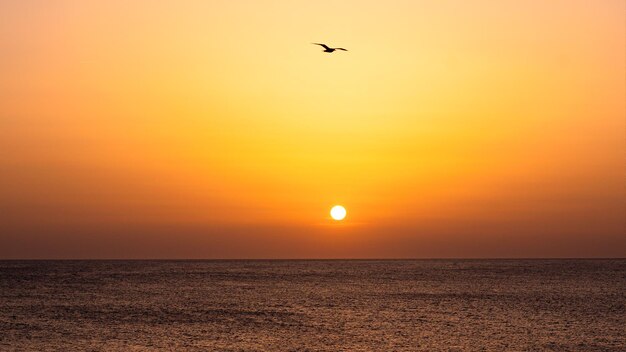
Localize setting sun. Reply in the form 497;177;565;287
330;205;347;221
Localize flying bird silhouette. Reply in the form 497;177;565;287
312;43;348;53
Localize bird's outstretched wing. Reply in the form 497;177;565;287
312;43;331;50
336;48;348;51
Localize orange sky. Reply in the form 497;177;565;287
1;0;624;258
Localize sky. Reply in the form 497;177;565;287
1;0;624;258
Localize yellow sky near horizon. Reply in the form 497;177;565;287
1;0;624;258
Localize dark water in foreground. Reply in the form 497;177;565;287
1;260;624;351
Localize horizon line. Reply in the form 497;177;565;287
1;257;624;261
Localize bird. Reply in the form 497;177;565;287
312;43;348;53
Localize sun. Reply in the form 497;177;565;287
330;205;347;221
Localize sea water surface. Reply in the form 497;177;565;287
1;260;624;351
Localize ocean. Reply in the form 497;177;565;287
1;260;624;351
